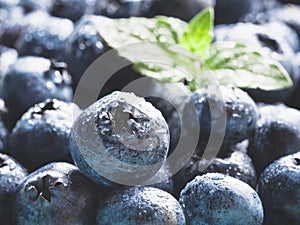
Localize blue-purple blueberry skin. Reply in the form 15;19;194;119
2;56;73;122
249;103;300;174
257;151;300;225
179;173;264;225
17;0;53;13
0;10;49;48
0;153;27;225
173;149;257;197
267;4;300;43
140;0;214;21
170;85;257;156
13;162;99;225
97;186;186;225
50;0;91;22
15;16;73;61
93;0;147;18
0;0;19;8
215;0;262;25
9;99;81;171
70;91;170;188
63;15;108;86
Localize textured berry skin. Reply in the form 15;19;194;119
0;6;26;48
141;0;214;21
15;16;73;60
63;15;108;86
18;0;53;13
13;162;99;225
9;99;81;171
257;152;300;225
277;0;300;4
97;186;186;225
93;0;146;18
70;91;170;187
50;0;90;22
173;147;257;197
179;173;264;225
0;10;49;48
215;0;262;24
267;4;300;50
0;0;19;8
169;85;257;157
193;85;257;149
287;53;300;110
2;56;73;122
249;103;300;174
0;153;27;225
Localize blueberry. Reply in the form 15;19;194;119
257;152;300;225
50;0;91;22
97;186;186;225
277;0;300;4
214;0;263;25
9;99;81;171
249;103;300;174
262;21;300;52
0;6;26;48
18;0;53;14
267;4;300;47
13;162;99;225
179;173;264;225
2;56;73;123
63;15;109;86
214;22;300;103
173;143;257;197
288;53;300;109
0;45;18;95
0;153;27;225
70;91;170;187
15;15;74;60
169;85;258;157
0;0;19;8
141;0;214;21
93;0;146;18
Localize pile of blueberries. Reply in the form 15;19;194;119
0;0;300;224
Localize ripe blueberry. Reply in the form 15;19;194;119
97;186;186;225
70;91;170;187
179;173;264;225
257;151;300;225
13;162;99;225
9;99;81;171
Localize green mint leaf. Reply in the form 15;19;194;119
117;42;200;83
179;7;214;57
198;42;293;91
97;16;194;83
97;16;188;49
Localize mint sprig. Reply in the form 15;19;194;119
201;42;292;90
97;8;293;91
179;7;214;57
